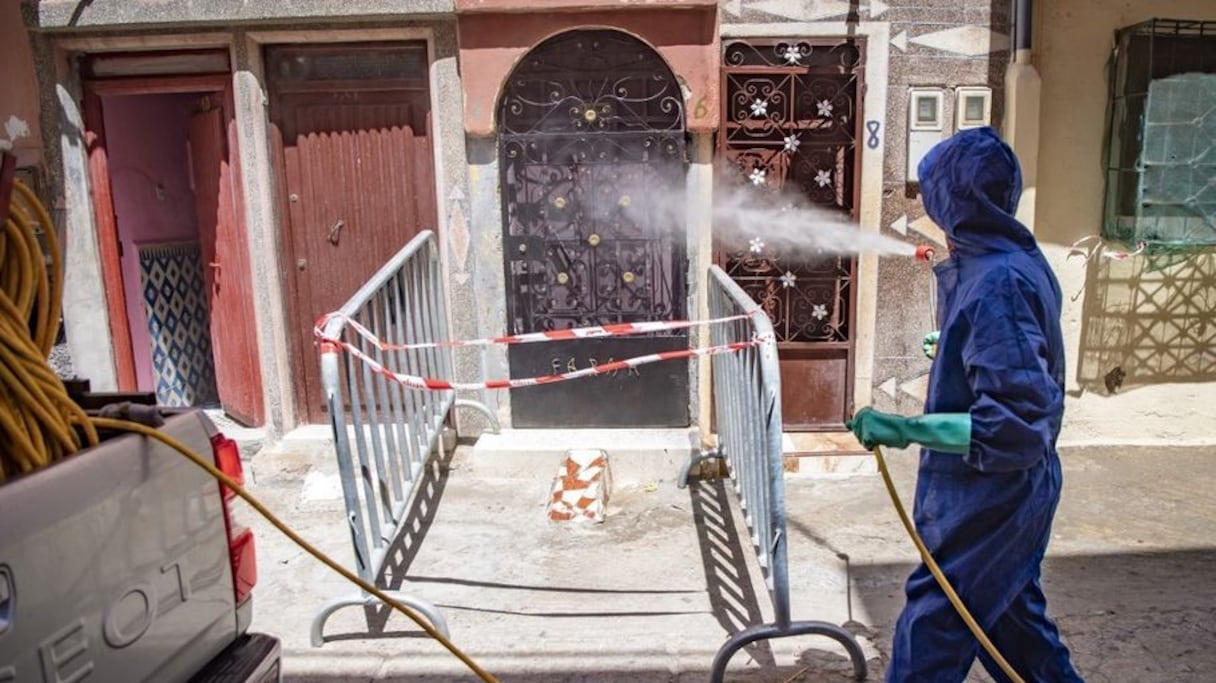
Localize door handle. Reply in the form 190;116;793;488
327;219;345;245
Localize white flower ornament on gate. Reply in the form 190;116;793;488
749;168;767;186
749;237;765;254
815;169;833;188
812;304;829;320
783;135;801;153
750;98;769;117
816;99;834;118
780;271;797;289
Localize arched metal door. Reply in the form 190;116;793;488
499;30;689;428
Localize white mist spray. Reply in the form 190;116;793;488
709;181;916;259
615;164;917;260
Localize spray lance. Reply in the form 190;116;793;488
914;245;940;359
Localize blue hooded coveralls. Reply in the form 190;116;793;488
889;128;1084;682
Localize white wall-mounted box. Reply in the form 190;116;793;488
907;88;945;181
955;87;993;130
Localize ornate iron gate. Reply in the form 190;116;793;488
499;30;690;428
718;39;864;430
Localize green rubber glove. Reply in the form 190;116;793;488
847;407;971;454
922;330;940;360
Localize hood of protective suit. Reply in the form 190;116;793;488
917;127;1036;257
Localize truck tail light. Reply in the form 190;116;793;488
211;434;257;606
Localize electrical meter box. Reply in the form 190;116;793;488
907;88;944;182
955;87;993;130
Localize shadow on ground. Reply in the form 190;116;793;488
846;548;1216;683
299;446;1216;682
302;547;1216;682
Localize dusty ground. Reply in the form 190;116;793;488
240;443;1216;682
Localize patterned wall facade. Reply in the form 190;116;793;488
721;0;1014;414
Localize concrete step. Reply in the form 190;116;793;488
700;431;878;478
470;428;878;484
781;431;877;477
249;422;460;486
205;409;270;458
250;423;875;494
248;424;337;488
784;451;878;477
470;428;700;485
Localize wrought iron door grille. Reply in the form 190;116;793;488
719;38;863;344
500;31;684;137
500;30;687;334
727;252;853;343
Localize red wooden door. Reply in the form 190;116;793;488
82;89;139;391
267;43;436;423
188;93;266;426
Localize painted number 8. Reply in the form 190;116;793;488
866;120;881;149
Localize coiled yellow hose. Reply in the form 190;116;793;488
0;172;499;682
1;178;97;482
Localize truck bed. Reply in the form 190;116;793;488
0;410;248;682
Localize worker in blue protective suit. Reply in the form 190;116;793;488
847;127;1084;682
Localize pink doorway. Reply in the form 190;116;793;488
84;72;265;426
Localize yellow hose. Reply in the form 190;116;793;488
91;417;499;683
0;173;499;683
1;178;96;482
872;445;1026;683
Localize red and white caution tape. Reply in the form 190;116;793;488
314;311;757;352
319;337;766;391
1067;235;1147;263
1066;235;1149;301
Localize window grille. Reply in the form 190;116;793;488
1103;19;1216;249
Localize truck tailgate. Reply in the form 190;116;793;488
0;411;239;682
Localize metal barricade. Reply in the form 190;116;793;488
680;265;867;682
311;230;498;646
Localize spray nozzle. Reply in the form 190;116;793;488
915;245;937;262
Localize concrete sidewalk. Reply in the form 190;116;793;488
241;442;1216;682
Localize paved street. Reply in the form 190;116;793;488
242;443;1216;682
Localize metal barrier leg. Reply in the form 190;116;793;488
310;592;451;647
696;266;867;681
707;620;868;683
454;398;500;433
678;448;722;489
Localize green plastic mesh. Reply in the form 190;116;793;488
1103;20;1216;250
1136;74;1216;244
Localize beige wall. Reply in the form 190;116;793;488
0;4;43;168
1034;0;1216;446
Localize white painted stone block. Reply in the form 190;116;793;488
547;449;611;523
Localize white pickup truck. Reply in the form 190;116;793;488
0;406;281;682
